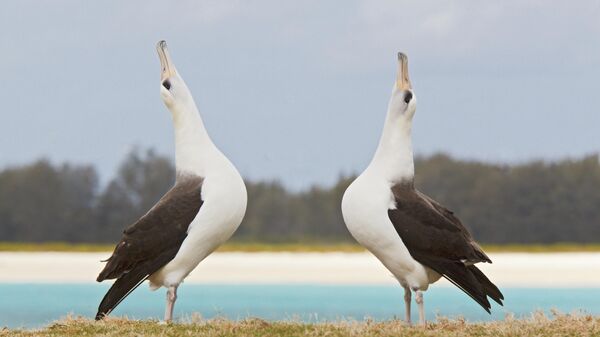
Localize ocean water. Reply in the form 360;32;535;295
1;284;598;328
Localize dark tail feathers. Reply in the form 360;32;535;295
467;265;504;306
416;255;503;314
96;265;149;320
96;247;180;320
96;256;120;282
441;262;504;313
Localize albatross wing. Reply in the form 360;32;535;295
95;176;204;319
388;183;504;312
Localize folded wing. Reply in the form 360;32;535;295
388;184;503;312
96;176;204;319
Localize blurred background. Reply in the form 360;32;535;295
1;1;600;329
0;0;598;246
3;151;600;245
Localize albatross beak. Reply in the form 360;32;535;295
396;52;412;91
157;40;177;81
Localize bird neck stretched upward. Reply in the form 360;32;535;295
171;100;219;178
368;112;415;184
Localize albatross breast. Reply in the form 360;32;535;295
342;175;435;290
148;168;247;289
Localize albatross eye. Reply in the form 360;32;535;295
162;79;171;90
404;91;413;104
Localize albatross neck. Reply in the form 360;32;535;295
368;112;415;185
171;100;219;179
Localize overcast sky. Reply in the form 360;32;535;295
1;1;599;189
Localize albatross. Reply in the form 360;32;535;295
95;41;247;322
341;53;503;325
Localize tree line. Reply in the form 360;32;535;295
0;149;599;244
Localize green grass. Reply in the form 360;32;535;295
1;241;600;253
4;313;600;337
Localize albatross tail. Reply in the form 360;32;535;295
467;264;504;306
96;264;150;320
95;246;180;320
416;257;504;313
442;262;504;313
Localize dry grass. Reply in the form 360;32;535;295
3;312;600;337
2;241;600;253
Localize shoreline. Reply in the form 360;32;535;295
1;252;599;287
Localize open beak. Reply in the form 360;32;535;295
157;40;177;82
396;52;412;90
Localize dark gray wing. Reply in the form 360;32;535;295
388;183;503;312
95;176;203;319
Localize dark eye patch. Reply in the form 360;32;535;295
162;79;171;90
404;91;413;104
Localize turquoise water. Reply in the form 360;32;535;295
1;284;598;328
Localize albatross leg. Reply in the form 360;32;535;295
164;285;178;322
415;290;425;326
403;286;412;324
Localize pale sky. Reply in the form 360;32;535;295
1;1;599;189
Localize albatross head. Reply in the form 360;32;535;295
389;52;416;121
156;40;194;112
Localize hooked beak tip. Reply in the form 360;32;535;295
157;40;167;51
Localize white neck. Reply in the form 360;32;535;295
171;99;220;178
367;108;415;184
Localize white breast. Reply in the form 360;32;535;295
148;156;247;289
341;173;433;290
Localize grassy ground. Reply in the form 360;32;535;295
1;241;600;253
3;313;599;337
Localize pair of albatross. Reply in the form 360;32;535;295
96;41;502;324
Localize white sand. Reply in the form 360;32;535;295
1;252;599;287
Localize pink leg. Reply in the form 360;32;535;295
403;286;412;324
415;290;425;326
164;285;178;322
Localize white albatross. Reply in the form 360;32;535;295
341;53;503;325
96;41;247;322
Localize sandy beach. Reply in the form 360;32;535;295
1;252;599;287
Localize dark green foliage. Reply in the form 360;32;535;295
0;159;98;242
0;150;599;244
92;149;174;242
414;153;600;244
